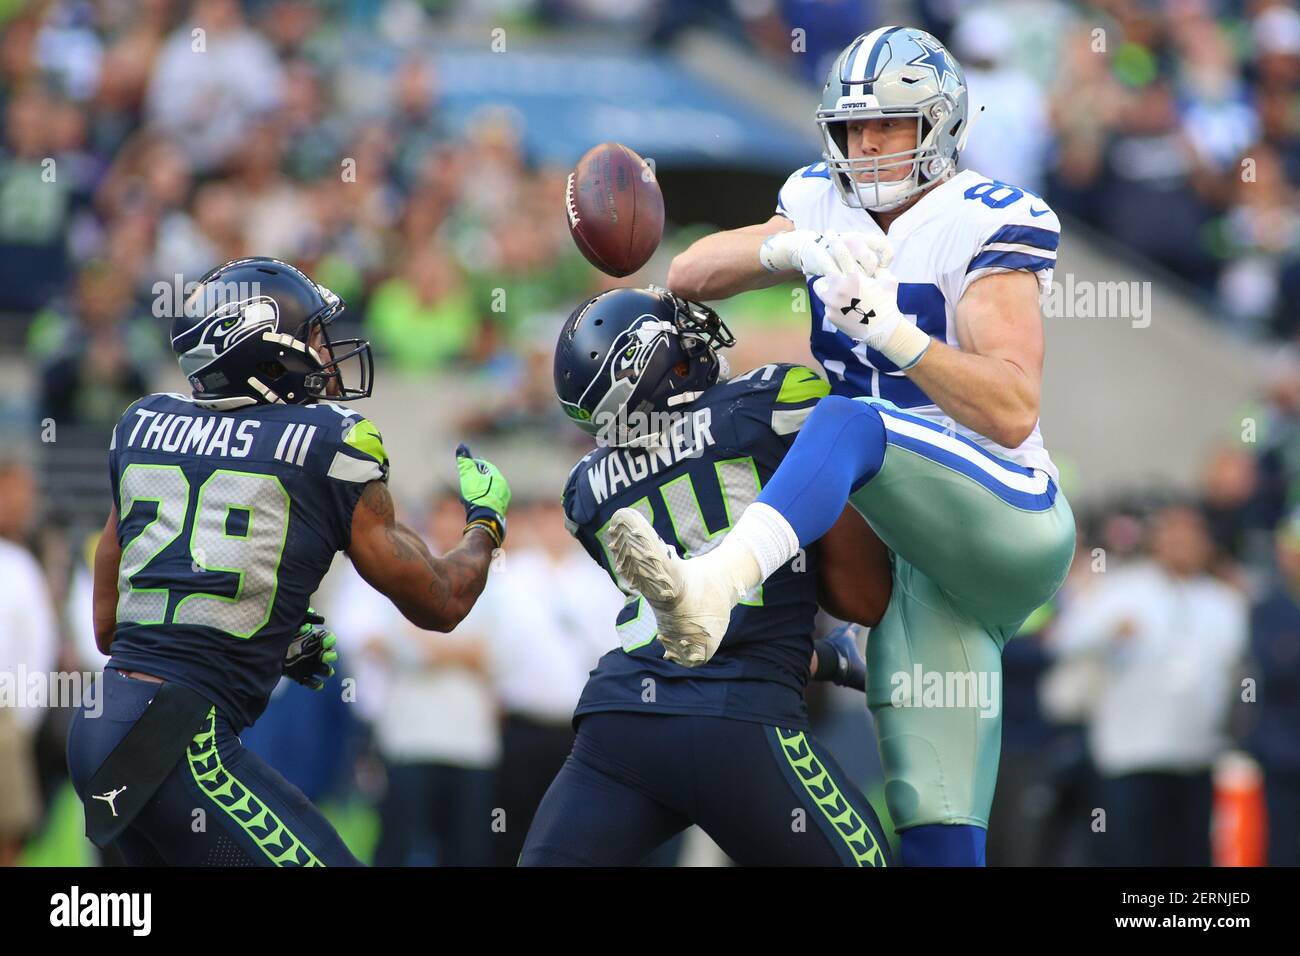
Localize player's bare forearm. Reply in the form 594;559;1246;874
905;339;1040;447
92;507;121;655
906;271;1044;448
347;480;495;632
667;215;794;301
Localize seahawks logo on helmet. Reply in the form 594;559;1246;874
174;296;280;379
558;319;671;428
611;318;670;381
554;287;735;444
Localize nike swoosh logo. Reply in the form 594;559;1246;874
1029;205;1050;217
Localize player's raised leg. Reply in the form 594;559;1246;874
608;393;1072;663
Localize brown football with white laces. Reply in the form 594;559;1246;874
565;142;664;277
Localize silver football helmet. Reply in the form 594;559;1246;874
818;26;971;212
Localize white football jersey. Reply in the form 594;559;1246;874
775;164;1060;481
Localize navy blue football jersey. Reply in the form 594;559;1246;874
105;392;388;731
565;364;830;729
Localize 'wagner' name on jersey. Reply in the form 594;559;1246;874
563;364;830;730
585;407;717;507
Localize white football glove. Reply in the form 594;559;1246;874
832;232;894;279
813;237;931;370
759;229;895;279
759;229;852;277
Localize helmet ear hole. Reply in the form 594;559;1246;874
257;360;286;379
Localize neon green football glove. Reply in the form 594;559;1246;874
456;443;510;547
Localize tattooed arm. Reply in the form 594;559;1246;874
346;480;496;632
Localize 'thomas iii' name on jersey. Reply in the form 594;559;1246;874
106;392;388;731
563;364;831;730
777;165;1060;482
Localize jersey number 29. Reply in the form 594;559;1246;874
117;463;289;639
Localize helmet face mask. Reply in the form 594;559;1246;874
173;258;374;407
296;299;374;402
818;27;969;212
555;288;734;448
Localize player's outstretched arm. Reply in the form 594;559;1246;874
92;506;122;655
347;479;496;633
666;214;796;301
347;445;510;633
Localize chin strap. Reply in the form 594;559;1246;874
248;379;286;404
192;393;260;411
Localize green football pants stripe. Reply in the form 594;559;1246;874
187;710;324;867
771;727;889;867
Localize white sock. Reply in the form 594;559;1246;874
694;502;799;596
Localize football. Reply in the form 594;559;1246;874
565;142;664;277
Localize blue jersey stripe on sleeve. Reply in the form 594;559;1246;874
966;250;1057;274
983;224;1060;252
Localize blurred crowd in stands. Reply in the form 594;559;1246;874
0;0;607;448
1;0;1300;866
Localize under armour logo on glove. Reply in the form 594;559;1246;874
811;239;930;370
840;298;876;324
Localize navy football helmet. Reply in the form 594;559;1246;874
554;287;735;446
172;257;374;408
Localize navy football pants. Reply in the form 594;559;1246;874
67;669;361;867
520;711;891;866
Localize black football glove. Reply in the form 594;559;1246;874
283;608;338;691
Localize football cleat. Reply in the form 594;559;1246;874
607;507;737;666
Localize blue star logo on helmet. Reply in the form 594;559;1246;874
816;28;969;211
907;36;959;89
